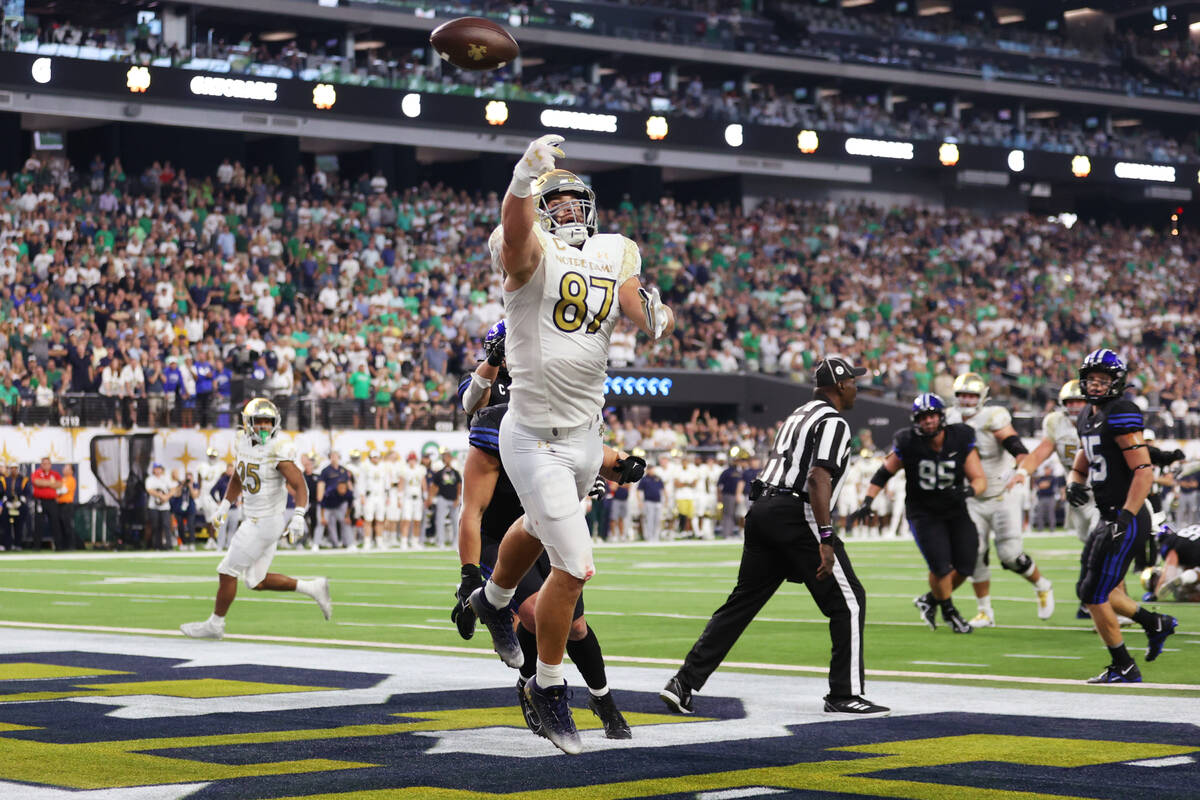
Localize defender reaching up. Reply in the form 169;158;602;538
470;134;674;755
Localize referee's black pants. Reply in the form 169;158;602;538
677;494;868;699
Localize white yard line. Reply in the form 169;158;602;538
3;620;1200;691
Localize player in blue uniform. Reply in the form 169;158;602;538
458;319;511;415
1066;350;1177;683
851;394;987;634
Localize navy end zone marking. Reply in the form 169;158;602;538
0;650;1196;799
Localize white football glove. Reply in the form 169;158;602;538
637;286;670;340
509;134;565;198
212;499;231;533
286;511;307;540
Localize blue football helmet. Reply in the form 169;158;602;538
485;319;506;348
911;393;947;438
1078;349;1127;403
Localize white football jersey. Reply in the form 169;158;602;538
196;460;224;495
360;461;389;495
1042;409;1082;471
946;404;1013;499
401;463;426;498
491;224;641;428
233;432;297;518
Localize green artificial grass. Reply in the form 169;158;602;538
1;535;1196;690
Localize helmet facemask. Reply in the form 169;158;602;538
533;170;596;247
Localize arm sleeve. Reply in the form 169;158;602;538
459;371;491;412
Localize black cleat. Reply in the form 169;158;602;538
1087;662;1142;683
516;677;545;738
525;677;582;755
588;691;632;739
468;587;523;669
823;695;891;717
659;676;694;715
1145;615;1177;662
1076;603;1091;620
943;605;973;634
914;593;937;630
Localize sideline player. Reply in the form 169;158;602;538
181;398;332;639
453;402;641;740
469;134;674;755
945;373;1053;627
851;394;985;634
1065;350;1177;683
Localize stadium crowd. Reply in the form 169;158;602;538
6;5;1200;165
1;154;1200;435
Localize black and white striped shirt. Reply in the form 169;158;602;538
758;399;853;505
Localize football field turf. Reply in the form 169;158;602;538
0;534;1197;688
1;535;1199;799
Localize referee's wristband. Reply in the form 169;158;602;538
817;525;835;542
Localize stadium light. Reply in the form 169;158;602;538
126;66;151;93
645;116;668;141
796;130;819;154
724;124;743;148
938;142;960;166
845;137;914;160
1070;155;1091;178
312;84;336;110
31;58;51;85
401;93;421;118
1007;150;1025;173
484;100;508;126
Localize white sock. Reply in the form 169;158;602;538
536;658;565;688
588;685;609;698
295;579;317;598
1035;576;1052;591
208;613;225;627
977;597;992;613
484;580;515;609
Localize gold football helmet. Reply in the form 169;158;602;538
952;372;989;418
242;398;280;445
1058;379;1085;406
532;169;596;246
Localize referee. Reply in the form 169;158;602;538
659;357;889;718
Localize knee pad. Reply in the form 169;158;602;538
1001;552;1034;575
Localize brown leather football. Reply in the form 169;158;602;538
429;17;519;72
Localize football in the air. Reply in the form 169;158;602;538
429;17;519;71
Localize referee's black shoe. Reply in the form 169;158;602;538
659;676;694;715
824;695;891;718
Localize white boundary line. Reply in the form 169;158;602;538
3;620;1199;692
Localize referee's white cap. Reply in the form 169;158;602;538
814;356;867;387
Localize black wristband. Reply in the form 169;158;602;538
460;563;481;582
817;525;834;542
